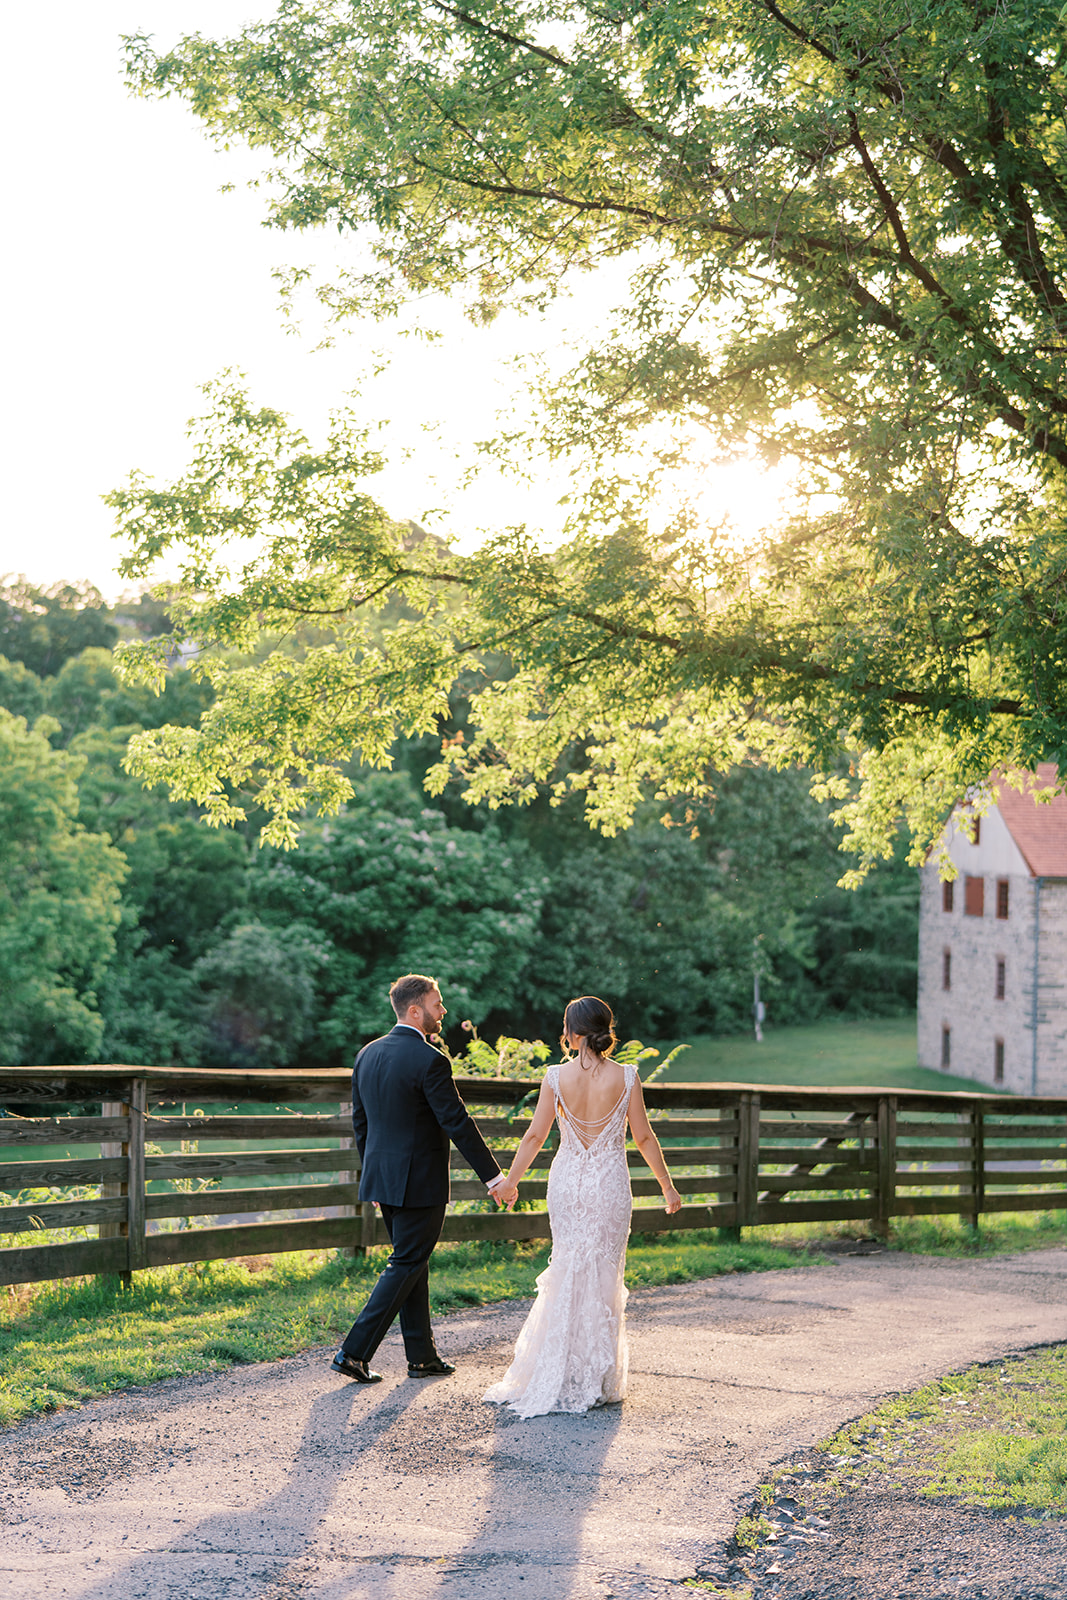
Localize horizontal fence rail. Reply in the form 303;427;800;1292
0;1067;1065;1286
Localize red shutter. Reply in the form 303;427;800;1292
964;876;985;917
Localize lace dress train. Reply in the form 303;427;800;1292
483;1061;635;1419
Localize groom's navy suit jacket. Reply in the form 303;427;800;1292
351;1025;501;1207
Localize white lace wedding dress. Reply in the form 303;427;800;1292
483;1060;636;1419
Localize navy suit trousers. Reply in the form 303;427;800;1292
341;1202;447;1365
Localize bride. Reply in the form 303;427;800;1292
483;996;682;1419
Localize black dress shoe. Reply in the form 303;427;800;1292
330;1350;382;1383
408;1356;455;1377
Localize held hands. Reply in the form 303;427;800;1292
493;1181;519;1211
662;1184;682;1216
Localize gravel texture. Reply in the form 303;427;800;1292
1;1249;1066;1599
698;1446;1067;1600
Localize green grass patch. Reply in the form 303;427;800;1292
885;1210;1067;1257
3;1211;1065;1431
824;1343;1067;1513
661;1015;991;1093
710;1343;1067;1592
733;1513;773;1549
683;1586;752;1598
734;1208;1067;1258
0;1231;804;1429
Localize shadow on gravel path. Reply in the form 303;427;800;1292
3;1252;1067;1600
56;1375;423;1600
359;1401;625;1600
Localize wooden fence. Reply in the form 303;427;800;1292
1;1067;1066;1287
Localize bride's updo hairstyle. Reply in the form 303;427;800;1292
561;996;617;1063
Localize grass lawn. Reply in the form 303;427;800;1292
0;1232;803;1429
4;1206;1067;1429
660;1015;992;1094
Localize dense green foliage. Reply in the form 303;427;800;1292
0;581;117;678
0;712;126;1066
0;585;917;1065
114;1;1067;872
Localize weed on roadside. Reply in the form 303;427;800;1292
823;1343;1067;1513
683;1583;752;1597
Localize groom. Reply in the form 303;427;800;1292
331;973;517;1383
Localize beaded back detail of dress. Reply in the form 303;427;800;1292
483;1060;636;1418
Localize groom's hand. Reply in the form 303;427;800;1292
494;1183;519;1211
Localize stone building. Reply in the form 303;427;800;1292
917;765;1067;1093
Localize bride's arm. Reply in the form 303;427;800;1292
501;1077;557;1194
627;1078;682;1214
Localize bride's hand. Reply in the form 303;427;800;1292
662;1184;682;1215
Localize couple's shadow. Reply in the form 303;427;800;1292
66;1359;622;1600
316;1384;626;1600
65;1369;420;1600
433;1399;625;1600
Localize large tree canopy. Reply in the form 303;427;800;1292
0;712;126;1065
118;0;1067;870
0;580;117;678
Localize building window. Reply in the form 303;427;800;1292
942;879;954;913
972;816;981;846
964;876;985;917
995;958;1006;1000
942;948;952;991
941;1026;951;1070
996;878;1010;919
994;1038;1005;1085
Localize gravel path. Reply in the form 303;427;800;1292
702;1445;1067;1600
1;1248;1066;1599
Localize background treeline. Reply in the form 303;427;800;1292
0;579;918;1069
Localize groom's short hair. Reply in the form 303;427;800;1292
390;973;437;1017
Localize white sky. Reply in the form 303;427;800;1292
0;2;589;599
0;4;788;601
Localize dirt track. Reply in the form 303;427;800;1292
2;1248;1066;1599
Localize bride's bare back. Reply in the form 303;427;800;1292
555;1055;630;1146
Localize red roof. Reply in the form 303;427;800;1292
995;765;1067;876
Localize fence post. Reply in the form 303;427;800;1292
959;1105;984;1235
126;1079;147;1276
717;1097;742;1243
99;1097;129;1284
360;1200;379;1252
875;1095;896;1240
338;1101;359;1259
736;1091;761;1231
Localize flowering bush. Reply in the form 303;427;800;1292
442;1025;688;1085
442;1027;551;1081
